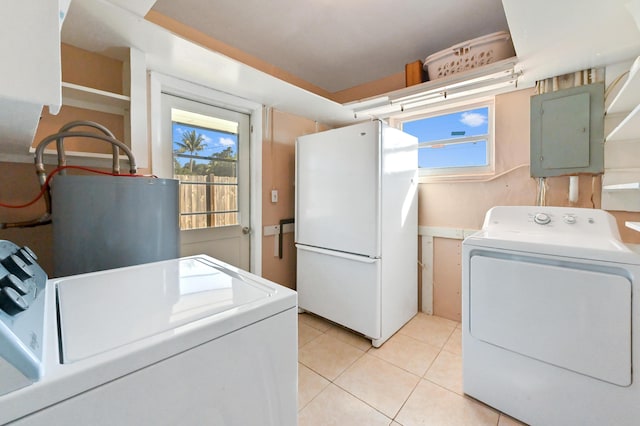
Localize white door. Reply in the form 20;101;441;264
295;121;381;257
161;93;250;270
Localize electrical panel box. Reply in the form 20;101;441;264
530;82;604;177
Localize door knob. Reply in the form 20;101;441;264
242;226;251;235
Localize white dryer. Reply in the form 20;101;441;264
462;206;640;426
0;244;297;425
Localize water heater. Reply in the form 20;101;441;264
51;175;179;277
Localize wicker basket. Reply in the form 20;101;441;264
424;31;515;80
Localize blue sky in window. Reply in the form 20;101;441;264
403;107;488;168
172;122;237;158
403;107;488;141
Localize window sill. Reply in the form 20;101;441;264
418;171;496;184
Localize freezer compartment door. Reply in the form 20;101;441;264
469;254;631;386
297;244;380;338
295;121;380;257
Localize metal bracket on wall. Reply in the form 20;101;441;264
263;220;295;258
278;218;295;259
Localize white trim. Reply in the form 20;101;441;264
418;226;479;314
263;223;295;236
262;224;293;258
418;226;479;239
148;72;263;275
127;47;149;170
421;235;434;315
419;134;487;148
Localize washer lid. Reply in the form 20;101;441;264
56;257;274;363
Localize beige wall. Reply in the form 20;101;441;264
611;211;640;244
0;162;54;274
260;109;330;289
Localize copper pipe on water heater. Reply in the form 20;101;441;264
54;121;121;174
34;130;136;186
1;122;137;229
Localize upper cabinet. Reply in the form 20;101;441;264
502;0;640;87
0;1;70;158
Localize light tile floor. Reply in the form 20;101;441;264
298;312;527;426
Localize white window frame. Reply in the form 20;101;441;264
391;97;495;181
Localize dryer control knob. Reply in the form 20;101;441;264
17;247;37;264
563;214;577;224
1;255;34;281
0;274;29;296
0;286;28;316
534;212;551;225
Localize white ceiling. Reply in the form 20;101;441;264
149;0;511;93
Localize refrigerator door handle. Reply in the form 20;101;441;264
295;244;378;264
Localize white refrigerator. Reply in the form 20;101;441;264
295;120;418;347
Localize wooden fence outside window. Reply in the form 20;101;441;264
175;175;238;230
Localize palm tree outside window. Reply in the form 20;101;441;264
175;129;207;172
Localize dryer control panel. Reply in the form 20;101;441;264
483;206;620;237
478;206;628;253
0;240;48;395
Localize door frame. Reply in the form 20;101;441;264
149;72;263;275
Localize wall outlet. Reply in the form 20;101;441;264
271;189;278;203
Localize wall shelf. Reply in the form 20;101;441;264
602;182;640;190
346;57;523;117
61;81;130;115
607;56;640;115
606;103;640;142
625;221;640;233
605;56;640;142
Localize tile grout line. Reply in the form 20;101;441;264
298;313;471;424
419;325;457;379
390;371;424;423
331;350;423;422
331;380;394;423
389;324;458;423
296;364;331;413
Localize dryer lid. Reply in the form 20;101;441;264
56;257;274;363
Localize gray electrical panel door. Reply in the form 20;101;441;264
530;82;604;177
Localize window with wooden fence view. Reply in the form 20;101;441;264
172;109;239;230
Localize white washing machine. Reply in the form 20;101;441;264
0;241;297;425
462;206;640;426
